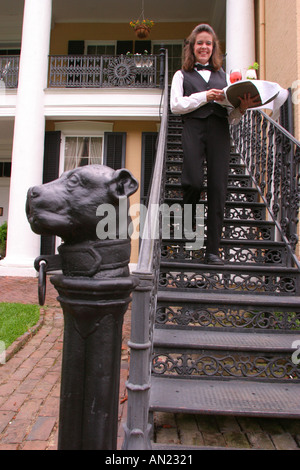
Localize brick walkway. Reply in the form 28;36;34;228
1;276;300;450
0;276;129;450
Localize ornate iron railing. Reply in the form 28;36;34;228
0;56;19;88
231;110;300;269
122;50;168;451
49;53;160;88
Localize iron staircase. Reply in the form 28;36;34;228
149;109;300;421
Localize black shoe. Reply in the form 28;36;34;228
204;253;224;265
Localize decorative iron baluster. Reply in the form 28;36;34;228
290;145;300;251
273;127;282;220
266;122;275;206
255;112;262;186
260;115;268;193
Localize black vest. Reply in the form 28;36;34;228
182;68;228;120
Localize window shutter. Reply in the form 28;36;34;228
103;132;126;169
41;131;61;255
68;40;85;55
141;132;158;204
43;131;61;183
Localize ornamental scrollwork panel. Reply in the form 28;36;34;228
159;270;297;293
152;352;300;379
155;305;300;330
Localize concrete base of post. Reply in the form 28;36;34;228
50;274;138;450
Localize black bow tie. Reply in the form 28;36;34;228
195;64;213;71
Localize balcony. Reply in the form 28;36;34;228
0;56;20;89
49;53;162;88
0;54;164;90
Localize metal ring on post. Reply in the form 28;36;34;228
38;260;47;306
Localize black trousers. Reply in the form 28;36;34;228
181;114;231;255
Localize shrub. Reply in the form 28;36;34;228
0;221;7;258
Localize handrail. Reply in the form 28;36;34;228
231;109;300;270
122;49;168;450
260;110;300;147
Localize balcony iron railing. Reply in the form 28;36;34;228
49;53;162;88
0;56;20;88
0;53;166;90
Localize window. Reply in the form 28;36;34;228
0;41;21;55
55;122;114;174
86;43;116;55
0;49;20;55
64;136;103;171
85;40;151;56
152;42;183;83
0;162;11;177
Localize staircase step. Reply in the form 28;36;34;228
157;289;300;308
152;328;300;381
165;186;258;203
165;158;250;170
162;239;284;247
165;182;255;192
149;376;300;418
160;260;299;272
163;198;264;209
165;168;250;177
159;262;300;295
166;169;253;188
153;328;299;353
223;220;275;240
161;239;288;265
156;290;300;331
163;199;266;221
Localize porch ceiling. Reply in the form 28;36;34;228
2;0;226;40
51;0;225;24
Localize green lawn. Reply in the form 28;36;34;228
0;303;40;350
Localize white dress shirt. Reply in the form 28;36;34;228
170;65;243;125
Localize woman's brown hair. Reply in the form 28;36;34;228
182;24;223;72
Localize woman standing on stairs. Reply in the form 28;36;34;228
170;23;259;265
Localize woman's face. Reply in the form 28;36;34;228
193;31;214;65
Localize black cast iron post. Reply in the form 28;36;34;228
26;164;139;450
51;274;137;450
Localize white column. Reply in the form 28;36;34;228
0;0;52;276
226;0;256;77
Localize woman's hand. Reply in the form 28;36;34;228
238;92;261;113
206;89;225;102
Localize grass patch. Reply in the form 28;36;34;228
0;303;40;350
